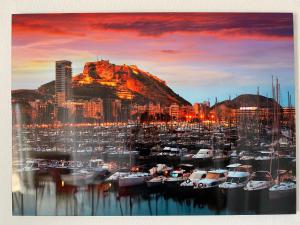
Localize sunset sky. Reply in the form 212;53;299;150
12;13;295;106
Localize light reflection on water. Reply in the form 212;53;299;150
12;173;295;216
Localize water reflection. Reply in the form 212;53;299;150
12;173;295;216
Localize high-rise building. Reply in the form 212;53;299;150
55;60;72;107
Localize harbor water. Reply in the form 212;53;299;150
12;173;295;216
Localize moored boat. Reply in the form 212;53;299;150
192;149;213;167
118;172;151;187
244;171;274;193
194;169;228;195
180;169;207;195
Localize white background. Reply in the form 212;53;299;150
0;0;299;225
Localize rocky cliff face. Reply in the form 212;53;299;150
71;60;190;106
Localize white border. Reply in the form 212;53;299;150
0;1;299;225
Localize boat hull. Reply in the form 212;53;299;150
119;176;150;187
269;188;296;200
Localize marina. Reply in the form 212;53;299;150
12;120;296;215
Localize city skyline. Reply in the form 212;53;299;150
12;13;295;106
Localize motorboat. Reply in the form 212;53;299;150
194;169;228;194
219;169;251;194
244;171;274;192
269;170;296;199
146;176;167;188
255;151;276;161
118;172;151;187
192;149;214;159
164;169;190;189
89;159;110;177
147;164;172;188
192;149;213;166
254;151;278;171
269;180;296;200
180;170;207;193
229;150;239;163
149;164;173;176
239;151;255;165
105;170;130;183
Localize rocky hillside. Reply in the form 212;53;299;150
37;60;190;106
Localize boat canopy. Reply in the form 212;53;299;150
226;163;242;168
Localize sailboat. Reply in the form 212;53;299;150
118;123;151;188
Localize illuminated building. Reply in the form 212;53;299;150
193;103;201;115
148;102;162;115
55;60;72;107
193;102;210;119
169;103;180;119
103;98;122;122
282;107;295;124
83;98;104;121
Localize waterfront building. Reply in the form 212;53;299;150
282;107;295;125
64;100;84;122
169;103;180;120
83;98;104;121
193;103;201;115
193;102;210;119
29;99;55;124
148;102;162;115
103;98;122;122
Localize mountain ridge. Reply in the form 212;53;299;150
211;94;282;110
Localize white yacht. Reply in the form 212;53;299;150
180;170;207;193
192;149;214;166
219;169;251;194
195;169;228;193
192;149;214;159
239;151;255;163
255;151;276;161
244;171;274;192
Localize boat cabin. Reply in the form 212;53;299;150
192;149;214;158
206;169;228;179
189;170;207;180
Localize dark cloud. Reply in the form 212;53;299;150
12;13;293;40
94;13;293;39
